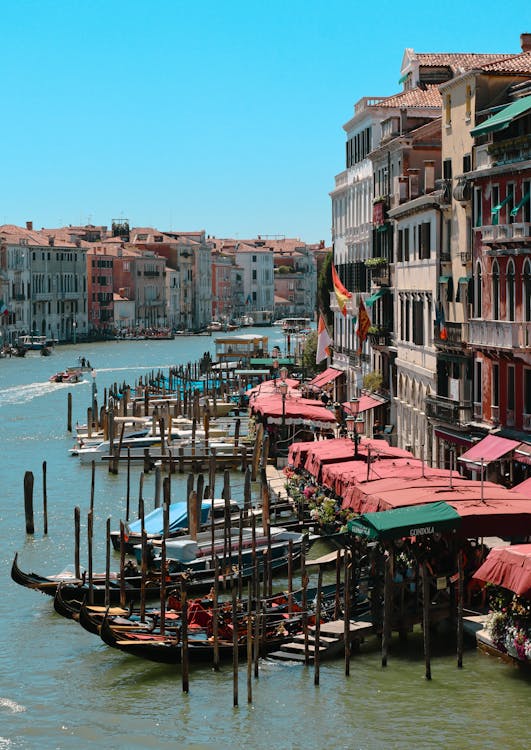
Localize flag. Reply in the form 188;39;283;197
245;294;251;305
355;297;370;354
436;303;447;340
316;313;333;364
331;264;352;317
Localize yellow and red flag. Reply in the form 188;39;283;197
355;297;371;354
331;264;352;317
316;313;333;364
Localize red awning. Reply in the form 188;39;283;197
472;544;531;598
288;441;317;469
251;395;337;428
308;367;344;389
511;476;531;496
514;442;531;466
458;434;521;465
342;395;387;414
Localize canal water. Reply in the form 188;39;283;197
1;330;530;750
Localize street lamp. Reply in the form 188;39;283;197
278;379;288;454
279;365;288;383
345;397;364;458
72;319;77;345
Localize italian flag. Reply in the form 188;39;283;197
316;313;333;364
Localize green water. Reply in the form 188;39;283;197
1;334;530;750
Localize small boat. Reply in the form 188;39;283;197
16;334;48;350
50;369;83;384
12;545;301;605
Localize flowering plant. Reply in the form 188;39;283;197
486;591;531;661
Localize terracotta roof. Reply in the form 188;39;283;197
416;52;510;71
0;224;81;248
478;51;531;74
378;84;442;109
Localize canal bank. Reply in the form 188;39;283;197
1;333;530;750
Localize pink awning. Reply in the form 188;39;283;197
472;544;531;598
511;476;531;496
342;395;387;414
458;434;521;465
251;395;337;428
308;367;344;389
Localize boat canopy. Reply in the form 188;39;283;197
348;501;461;541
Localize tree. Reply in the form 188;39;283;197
317;251;333;328
301;330;321;376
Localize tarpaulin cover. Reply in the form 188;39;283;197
472;544;531;598
304;439;415;482
458;434;521;465
251;394;337;429
348;501;461;540
288;441;317;469
511;476;531;496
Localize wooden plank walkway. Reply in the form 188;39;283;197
268;618;373;663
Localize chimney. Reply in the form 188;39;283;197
26;221;33;231
48;236;55;247
521;33;531;52
424;160;435;193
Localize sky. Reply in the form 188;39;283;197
1;1;529;244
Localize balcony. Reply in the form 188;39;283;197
476;222;531;246
468;319;531;350
433;321;467;347
425;395;472;426
367;325;392;348
488;133;531;167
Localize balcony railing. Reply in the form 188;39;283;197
473;402;483;420
433;322;466;346
468;319;531;349
368;326;392;348
425;395;472;426
476;223;531;243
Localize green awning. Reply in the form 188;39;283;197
511;190;531;217
439;275;451;283
347;501;461;541
365;288;390;307
470;94;531;137
249;357;293;366
398;72;409;84
491;193;513;215
458;276;471;284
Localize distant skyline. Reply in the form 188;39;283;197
2;1;529;243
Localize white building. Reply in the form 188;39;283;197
235;242;274;324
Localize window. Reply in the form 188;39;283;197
445;94;451;126
397;229;403;262
492;260;500;319
525;369;531;416
474;262;482;317
523;180;531;223
492;363;499;407
524;260;531;322
419;222;431;260
506;260;515;321
413;299;424;345
252;270;257;281
405;298;410;341
443;159;452;180
491;185;500;225
508;366;515;411
474;187;482;227
465;85;472;121
404;227;410;262
463;154;471;173
474;361;482;404
252;255;257;263
507;183;515;224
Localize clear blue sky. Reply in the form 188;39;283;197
1;1;528;243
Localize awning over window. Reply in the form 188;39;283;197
342;394;388;414
458;434;521;465
470;94;531;137
434;427;476;448
365;288;390;307
511;190;531;217
308;367;344;389
439;275;451;283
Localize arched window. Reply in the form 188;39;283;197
492;260;500;320
524;260;531;322
506;260;515;321
474;262;482;317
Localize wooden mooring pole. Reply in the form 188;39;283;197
42;461;48;535
23;471;34;534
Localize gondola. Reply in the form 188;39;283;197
14;546;303;606
99;604;302;664
76;580;346;637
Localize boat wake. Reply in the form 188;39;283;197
0;380;86;406
0;697;25;713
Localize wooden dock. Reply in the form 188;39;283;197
268;619;373;663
